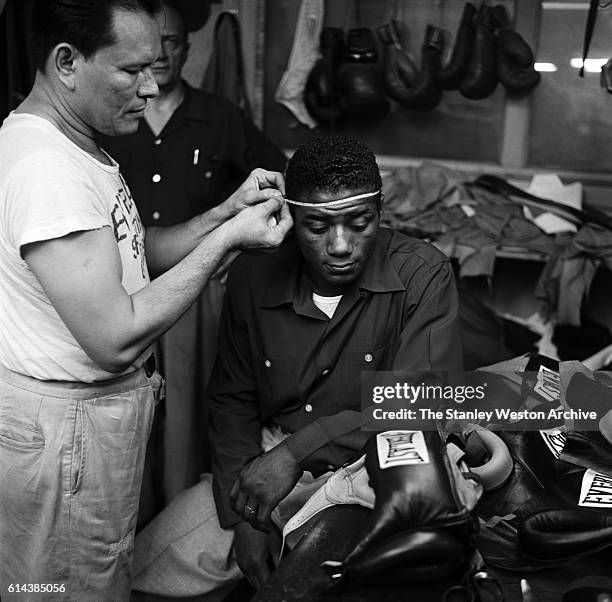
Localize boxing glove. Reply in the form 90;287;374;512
377;20;418;102
336;28;390;119
492;5;540;94
304;27;345;124
519;509;612;560
322;431;482;584
460;4;498;100
437;2;477;90
388;24;445;111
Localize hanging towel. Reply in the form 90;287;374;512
274;0;324;129
202;11;252;120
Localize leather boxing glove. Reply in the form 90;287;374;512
519;509;612;560
336;28;390;119
322;431;482;584
437;2;477;90
388;24;445;111
492;5;540;94
460;4;498;100
377;20;418;102
304;27;345;124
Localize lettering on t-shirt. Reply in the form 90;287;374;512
112;176;147;279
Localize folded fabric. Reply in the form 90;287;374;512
282;454;374;548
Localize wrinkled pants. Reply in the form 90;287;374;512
0;365;163;601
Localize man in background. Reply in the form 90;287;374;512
102;0;287;522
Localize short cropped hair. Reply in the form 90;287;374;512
31;0;162;72
285;135;382;202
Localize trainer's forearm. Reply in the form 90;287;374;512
114;225;232;369
144;202;233;276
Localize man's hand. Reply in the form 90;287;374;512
223;194;293;252
230;441;302;532
224;168;286;216
233;521;281;590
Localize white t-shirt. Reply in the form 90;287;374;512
0;112;150;382
312;292;343;319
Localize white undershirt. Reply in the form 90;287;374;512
312;293;343;318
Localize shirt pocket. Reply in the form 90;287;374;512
186;152;220;208
343;343;393;373
254;355;298;409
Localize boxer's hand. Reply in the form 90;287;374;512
230;442;302;532
233;521;280;590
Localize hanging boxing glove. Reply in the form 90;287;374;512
492;5;541;94
383;24;445;111
437;2;477;90
377;20;418;102
336;28;390;119
460;4;498;100
304;27;345;124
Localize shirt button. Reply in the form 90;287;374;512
364;353;374;363
152;211;160;221
152;173;161;183
264;359;271;368
204;171;212;178
321;369;330;376
154;138;162;146
305;403;313;413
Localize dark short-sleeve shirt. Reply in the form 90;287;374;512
101;83;287;227
208;228;463;527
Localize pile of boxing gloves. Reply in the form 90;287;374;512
305;2;540;124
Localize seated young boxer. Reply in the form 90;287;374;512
131;135;463;596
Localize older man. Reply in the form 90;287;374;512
132;135;462;597
0;0;291;598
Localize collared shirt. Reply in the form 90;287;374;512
208;228;463;527
101;83;286;227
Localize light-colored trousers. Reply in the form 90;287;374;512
0;364;162;601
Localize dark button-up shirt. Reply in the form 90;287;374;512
101;83;287;227
208;228;463;527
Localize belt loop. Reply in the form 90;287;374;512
144;354;156;378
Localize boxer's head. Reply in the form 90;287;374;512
285;136;382;295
